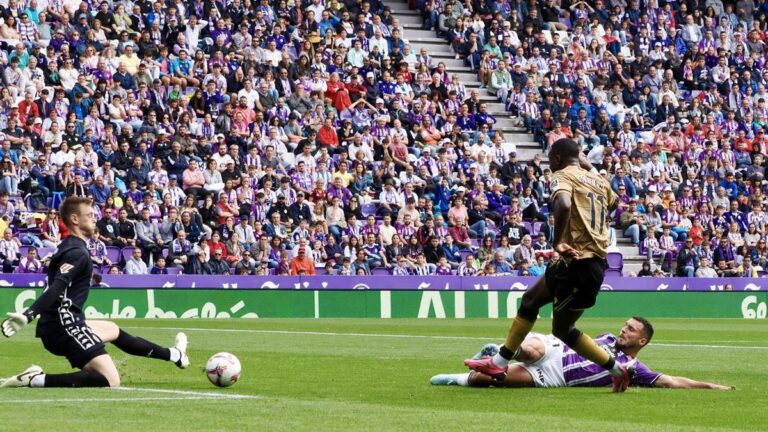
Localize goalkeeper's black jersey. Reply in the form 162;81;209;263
35;236;94;334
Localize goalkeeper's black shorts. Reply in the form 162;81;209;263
39;323;108;369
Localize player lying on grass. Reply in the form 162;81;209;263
434;317;732;390
0;196;189;389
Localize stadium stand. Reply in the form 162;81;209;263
0;0;766;279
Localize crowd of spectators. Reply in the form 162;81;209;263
0;0;767;278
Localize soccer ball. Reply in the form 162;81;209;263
205;352;241;388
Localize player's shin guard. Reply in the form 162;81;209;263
113;329;172;361
37;370;110;388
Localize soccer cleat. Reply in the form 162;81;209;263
471;343;500;360
611;365;630;393
464;356;507;381
430;374;462;386
174;332;190;369
0;365;43;388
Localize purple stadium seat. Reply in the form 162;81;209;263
121;247;135;263
19;245;31;258
604;269;623;277
371;267;391;275
105;246;121;264
37;247;55;260
532;222;543;236
606;252;623;273
522;221;533;235
166;267;181;275
361;203;377;217
458;249;474;262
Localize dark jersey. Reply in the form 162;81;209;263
33;236;93;335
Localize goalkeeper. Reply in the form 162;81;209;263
0;197;189;388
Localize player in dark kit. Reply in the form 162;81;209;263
465;138;632;392
0;196;189;388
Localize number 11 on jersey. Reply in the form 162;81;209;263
587;191;606;234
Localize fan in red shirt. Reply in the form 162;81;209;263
290;247;315;275
317;118;339;148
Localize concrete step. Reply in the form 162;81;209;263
409;42;453;54
442;65;474;73
616;245;640;256
407;37;451;46
516;148;545;162
622;255;647;262
429;57;468;69
404;29;441;39
495;126;530;134
390;8;418;16
476;93;503;102
402;23;427;30
491;117;523;128
387;2;416;12
397;14;423;25
622;262;643;275
499;132;532;141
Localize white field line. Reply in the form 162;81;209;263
0;396;246;404
117;386;259;399
0;387;259;405
124;326;768;350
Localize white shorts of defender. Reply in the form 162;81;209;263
518;333;567;388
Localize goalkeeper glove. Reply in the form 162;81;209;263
2;311;34;338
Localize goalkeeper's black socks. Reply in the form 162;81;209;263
113;329;172;361
34;370;110;388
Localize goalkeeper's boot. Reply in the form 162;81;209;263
471;343;500;360
173;332;190;369
0;365;43;388
611;364;631;393
464;356;507;381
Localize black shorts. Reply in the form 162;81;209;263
545;257;607;311
39;324;107;369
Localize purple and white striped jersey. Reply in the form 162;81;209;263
561;333;661;387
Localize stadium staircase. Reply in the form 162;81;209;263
383;0;645;275
381;1;542;160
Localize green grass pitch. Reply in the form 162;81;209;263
0;318;766;431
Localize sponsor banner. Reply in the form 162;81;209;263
2;288;766;319
1;275;767;291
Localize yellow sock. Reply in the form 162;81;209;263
503;316;536;353
570;332;611;366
